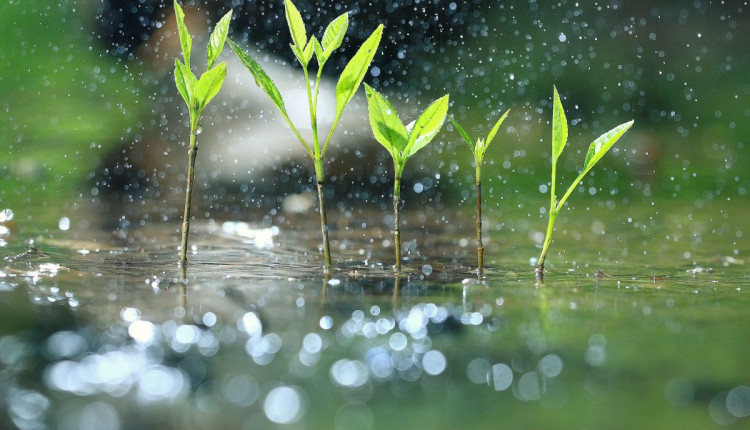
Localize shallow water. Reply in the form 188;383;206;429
1;200;749;430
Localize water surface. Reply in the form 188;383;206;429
1;201;748;430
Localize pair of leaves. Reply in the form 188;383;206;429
175;60;226;114
450;109;510;165
364;84;449;175
551;85;634;210
173;1;232;134
174;0;231;70
285;0;349;68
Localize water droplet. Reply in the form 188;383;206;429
58;217;70;231
263;386;306;424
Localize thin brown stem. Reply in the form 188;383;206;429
393;174;402;274
314;158;332;271
476;179;484;278
316;180;332;271
179;132;197;277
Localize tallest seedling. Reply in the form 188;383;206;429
536;87;633;282
229;0;384;271
173;1;232;273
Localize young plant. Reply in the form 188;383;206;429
536;86;634;282
173;1;232;273
450;109;510;278
364;84;449;274
228;0;384;271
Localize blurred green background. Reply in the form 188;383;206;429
1;0;747;233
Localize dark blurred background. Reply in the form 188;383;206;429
1;0;748;233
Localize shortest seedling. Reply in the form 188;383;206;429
172;0;232;275
365;84;449;274
536;86;634;282
450;109;510;278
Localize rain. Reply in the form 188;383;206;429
1;0;750;429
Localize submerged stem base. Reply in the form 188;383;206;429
316;180;332;272
535;264;544;283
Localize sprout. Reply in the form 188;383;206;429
364;84;449;274
173;0;232;277
450;109;510;278
228;0;384;272
536;86;634;282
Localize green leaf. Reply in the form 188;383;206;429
364;84;408;158
207;9;233;69
449;117;474;152
322;12;348;54
312;37;325;65
289;44;306;67
175;59;198;111
285;0;307;51
483;108;510;156
404;94;450;158
173;0;192;66
335;24;384;119
552;86;568;162
555;119;634;212
581;120;634;174
227;39;289;118
174;59;190;107
196;62;226;110
302;36;317;67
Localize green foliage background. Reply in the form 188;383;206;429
0;0;143;226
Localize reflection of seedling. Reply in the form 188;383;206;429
450;110;510;278
173;0;232;274
364;84;449;274
228;0;383;271
536;86;634;282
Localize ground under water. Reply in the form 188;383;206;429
1;200;749;430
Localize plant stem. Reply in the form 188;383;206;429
393;174;402;274
475;165;484;278
536;208;557;282
314;157;332;271
303;67;321;157
179;130;197;275
536;159;558;282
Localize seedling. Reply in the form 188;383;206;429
450;109;510;278
228;0;383;271
536;86;634;282
173;0;232;274
364;84;449;274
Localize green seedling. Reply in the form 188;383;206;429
228;0;384;271
536;86;634;282
450;109;510;278
364;84;449;274
173;0;232;274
